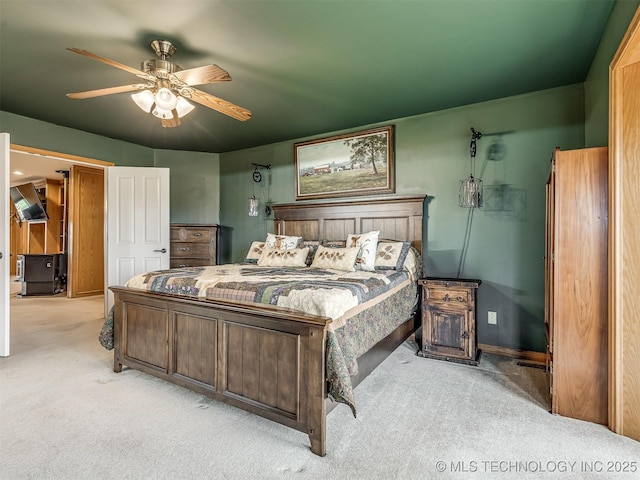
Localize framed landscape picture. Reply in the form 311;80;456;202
294;125;395;200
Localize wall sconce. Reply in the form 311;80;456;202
248;163;272;217
459;127;483;208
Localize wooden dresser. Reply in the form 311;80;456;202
417;277;481;365
545;147;608;425
170;224;219;268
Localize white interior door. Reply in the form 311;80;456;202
0;133;9;356
105;166;170;316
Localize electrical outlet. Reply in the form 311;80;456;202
488;311;497;325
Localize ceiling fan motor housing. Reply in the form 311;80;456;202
150;40;177;59
141;59;181;79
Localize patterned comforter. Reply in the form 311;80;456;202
101;256;421;415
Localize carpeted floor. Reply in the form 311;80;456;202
1;291;638;479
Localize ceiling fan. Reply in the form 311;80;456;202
66;40;251;127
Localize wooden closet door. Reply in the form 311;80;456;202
550;147;608;425
68;165;104;297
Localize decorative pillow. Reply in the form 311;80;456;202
375;241;411;270
265;233;302;250
310;245;359;272
257;247;309;267
244;241;267;264
346;231;379;271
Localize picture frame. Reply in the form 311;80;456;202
294;125;395;200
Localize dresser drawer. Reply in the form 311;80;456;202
171;227;214;242
170;258;213;268
171;243;212;258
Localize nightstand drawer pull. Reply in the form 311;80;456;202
442;293;466;302
178;247;190;252
192;233;203;237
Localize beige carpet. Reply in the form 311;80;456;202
1;290;639;479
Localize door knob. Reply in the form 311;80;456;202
153;248;167;254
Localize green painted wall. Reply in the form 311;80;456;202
584;1;639;147
1;111;155;166
5;2;637;353
154;149;220;224
1;110;219;224
220;85;585;352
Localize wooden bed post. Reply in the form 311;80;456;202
112;296;123;373
308;324;327;456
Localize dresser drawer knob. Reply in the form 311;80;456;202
178;247;190;252
192;233;203;237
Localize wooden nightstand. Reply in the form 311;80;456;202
417;277;481;365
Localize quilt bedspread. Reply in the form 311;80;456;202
124;264;411;327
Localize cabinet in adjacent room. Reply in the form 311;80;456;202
544;146;608;425
170;224;221;268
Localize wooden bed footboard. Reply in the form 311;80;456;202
109;195;426;455
111;286;331;456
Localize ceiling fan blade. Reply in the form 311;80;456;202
188;88;251;121
67;47;152;79
161;110;181;128
173;64;232;86
67;84;149;99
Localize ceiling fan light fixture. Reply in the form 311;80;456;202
131;90;155;113
154;87;178;111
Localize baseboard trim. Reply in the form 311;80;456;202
478;343;546;365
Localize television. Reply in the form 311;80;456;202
10;183;48;222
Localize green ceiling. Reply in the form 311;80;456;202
0;0;615;153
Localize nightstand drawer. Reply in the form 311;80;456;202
427;288;469;304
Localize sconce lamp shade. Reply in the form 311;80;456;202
248;195;259;217
459;175;483;208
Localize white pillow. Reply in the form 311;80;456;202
346;231;379;271
257;247;309;267
310;245;359;272
265;233;302;250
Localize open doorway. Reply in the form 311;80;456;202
9;145;112;302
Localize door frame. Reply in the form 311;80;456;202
2;144;113;356
1;134;10;356
608;6;640;440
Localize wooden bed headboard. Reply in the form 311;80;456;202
273;195;426;254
